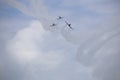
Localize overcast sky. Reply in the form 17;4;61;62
0;0;120;80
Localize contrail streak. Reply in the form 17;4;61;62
76;26;120;66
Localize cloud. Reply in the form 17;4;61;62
4;20;92;80
7;20;43;63
7;20;65;69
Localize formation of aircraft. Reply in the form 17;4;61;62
50;16;73;30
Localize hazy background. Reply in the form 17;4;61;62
0;0;120;80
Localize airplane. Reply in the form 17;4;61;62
57;16;63;20
65;21;73;30
50;23;57;27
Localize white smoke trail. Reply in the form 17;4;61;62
76;26;120;66
2;0;55;30
3;0;34;17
